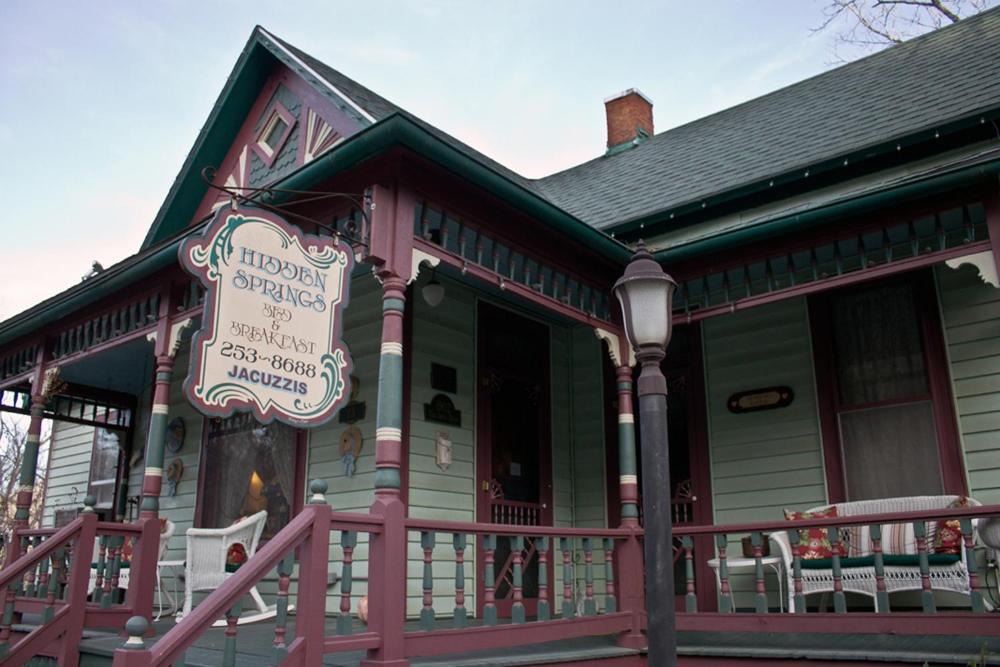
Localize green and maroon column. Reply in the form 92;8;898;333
138;300;189;519
139;352;175;518
13;393;47;528
374;275;407;497
615;365;640;527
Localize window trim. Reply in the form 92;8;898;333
193;417;308;530
809;269;967;502
252;102;296;168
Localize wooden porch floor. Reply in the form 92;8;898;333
72;616;1000;666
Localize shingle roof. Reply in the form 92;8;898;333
533;7;1000;229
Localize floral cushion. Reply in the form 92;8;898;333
933;496;970;555
225;543;248;572
784;506;847;559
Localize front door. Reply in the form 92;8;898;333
476;302;553;618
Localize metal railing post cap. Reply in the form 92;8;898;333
82;495;97;513
123;616;149;648
309;479;329;504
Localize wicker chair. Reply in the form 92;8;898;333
772;496;983;612
177;510;268;622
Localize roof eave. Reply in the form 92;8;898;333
604;107;1000;238
652;152;1000;265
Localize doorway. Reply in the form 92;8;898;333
475;301;553;618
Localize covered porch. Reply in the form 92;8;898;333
1;138;1000;667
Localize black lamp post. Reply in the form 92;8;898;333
613;241;678;667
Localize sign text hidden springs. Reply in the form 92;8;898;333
180;206;353;426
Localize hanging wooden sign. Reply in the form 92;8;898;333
727;386;794;413
180;205;353;426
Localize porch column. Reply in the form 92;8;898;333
615;365;641;527
13;347;50;530
139;298;190;519
373;274;407;497
362;272;410;667
14;394;46;529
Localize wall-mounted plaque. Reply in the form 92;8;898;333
180;205;353;427
435;431;452;471
166;417;185;453
339;375;366;424
431;363;457;393
424;393;461;426
727;386;794;414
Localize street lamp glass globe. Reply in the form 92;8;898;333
614;245;677;352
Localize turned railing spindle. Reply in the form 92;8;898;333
914;521;935;613
603;537;616;614
43;549;62;623
511;535;525;623
960;518;985;613
0;583;15;658
483;534;497;625
682;535;697;612
273;552;293;658
24;536;39;597
789;531;804;613
420;531;436;630
582;537;596;616
959;519;986;614
338;530;357;635
453;533;467;627
871;523;890;613
751;531;767;613
827;527;846;613
222;600;241;667
94;535;107;598
36;547;50;603
537;537;550;620
715;534;734;613
561;536;574;618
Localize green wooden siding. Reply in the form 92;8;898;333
702;297;827;608
405;279;476;617
42;420;94;525
936;264;1000;504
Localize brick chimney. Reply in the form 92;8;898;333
604;88;653;150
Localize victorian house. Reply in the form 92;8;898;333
1;9;1000;666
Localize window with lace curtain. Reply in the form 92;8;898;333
820;279;946;501
198;414;298;540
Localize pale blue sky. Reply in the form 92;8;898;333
0;1;957;318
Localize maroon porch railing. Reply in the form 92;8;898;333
400;516;645;659
113;482;386;667
110;485;1000;665
671;503;1000;637
0;500;158;665
112;480;647;666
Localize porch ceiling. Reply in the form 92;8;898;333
57;336;154;397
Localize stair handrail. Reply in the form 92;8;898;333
0;508;97;665
0;516;86;591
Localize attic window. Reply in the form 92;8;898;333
254;102;295;167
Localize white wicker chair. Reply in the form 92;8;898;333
178;510;269;623
772;496;983;612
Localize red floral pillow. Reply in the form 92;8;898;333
784;506;846;559
226;543;248;570
933;497;970;555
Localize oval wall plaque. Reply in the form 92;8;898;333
727;386;794;413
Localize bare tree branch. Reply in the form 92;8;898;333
815;0;993;62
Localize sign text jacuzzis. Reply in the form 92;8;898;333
180;206;353;426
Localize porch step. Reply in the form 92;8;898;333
677;630;1000;665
